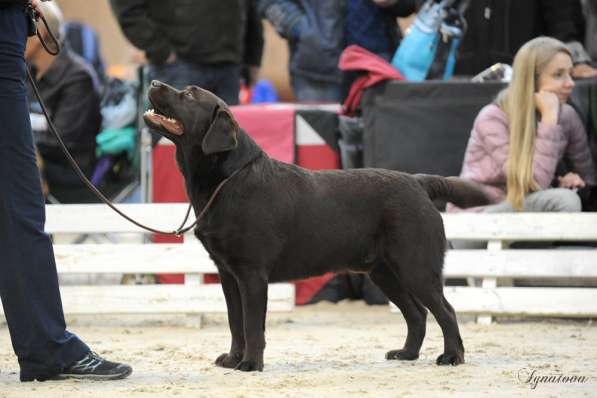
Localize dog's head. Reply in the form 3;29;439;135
143;80;239;155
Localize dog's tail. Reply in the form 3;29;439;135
415;174;490;209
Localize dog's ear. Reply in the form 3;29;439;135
201;108;239;155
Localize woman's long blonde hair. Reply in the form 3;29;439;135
496;37;571;210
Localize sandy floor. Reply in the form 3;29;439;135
1;301;596;398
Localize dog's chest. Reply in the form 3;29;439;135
195;231;236;266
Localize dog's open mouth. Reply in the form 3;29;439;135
143;108;184;136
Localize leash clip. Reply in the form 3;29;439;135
25;1;38;37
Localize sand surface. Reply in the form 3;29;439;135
1;301;596;397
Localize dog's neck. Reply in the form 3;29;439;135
176;130;264;206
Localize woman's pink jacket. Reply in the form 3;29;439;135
451;103;596;211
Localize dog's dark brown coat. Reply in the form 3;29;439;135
144;81;489;372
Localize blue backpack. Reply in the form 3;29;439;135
391;0;467;81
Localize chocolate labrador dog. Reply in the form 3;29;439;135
144;80;489;372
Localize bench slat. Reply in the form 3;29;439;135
445;287;597;316
54;244;217;274
0;284;294;316
46;205;597;240
390;287;597;317
443;213;597;240
46;203;191;234
444;250;597;278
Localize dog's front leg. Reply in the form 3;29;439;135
236;272;268;372
215;268;245;368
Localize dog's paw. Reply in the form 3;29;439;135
215;352;243;368
235;359;263;372
385;349;419;361
436;352;464;366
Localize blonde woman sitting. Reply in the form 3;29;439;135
451;36;596;218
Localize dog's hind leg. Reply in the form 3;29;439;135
369;264;427;361
215;268;245;368
410;282;465;366
235;271;268;372
384;220;465;365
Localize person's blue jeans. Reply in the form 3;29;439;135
290;73;342;102
148;59;241;105
0;5;88;381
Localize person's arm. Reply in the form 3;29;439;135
244;0;264;75
256;0;306;41
472;106;511;174
533;121;563;189
0;0;47;12
542;0;585;44
542;0;597;78
562;106;597;185
109;0;172;64
372;0;418;17
527;90;562;189
47;70;101;153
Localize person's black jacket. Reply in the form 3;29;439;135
110;0;264;68
28;47;102;176
455;0;586;76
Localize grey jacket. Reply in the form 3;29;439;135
582;0;597;61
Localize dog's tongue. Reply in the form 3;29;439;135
145;111;184;136
160;118;183;136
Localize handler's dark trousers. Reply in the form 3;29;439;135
0;5;88;380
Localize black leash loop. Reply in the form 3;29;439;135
26;9;244;236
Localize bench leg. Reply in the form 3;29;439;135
476;240;505;325
476;277;496;325
184;272;204;328
185;314;203;328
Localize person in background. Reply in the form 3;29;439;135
451;37;596;222
581;0;597;61
110;0;264;106
455;0;597;79
257;0;417;102
25;1;102;203
0;0;131;381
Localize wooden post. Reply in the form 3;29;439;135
476;240;505;325
184;231;204;328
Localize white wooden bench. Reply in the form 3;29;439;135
436;213;597;323
0;203;294;326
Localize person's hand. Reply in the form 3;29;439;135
558;172;586;189
371;0;397;7
30;0;51;18
165;51;177;64
572;63;597;79
247;66;260;87
131;49;148;65
534;90;559;125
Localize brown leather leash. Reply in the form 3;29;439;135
26;6;244;236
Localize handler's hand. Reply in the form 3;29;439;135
558;172;586;189
31;0;51;18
